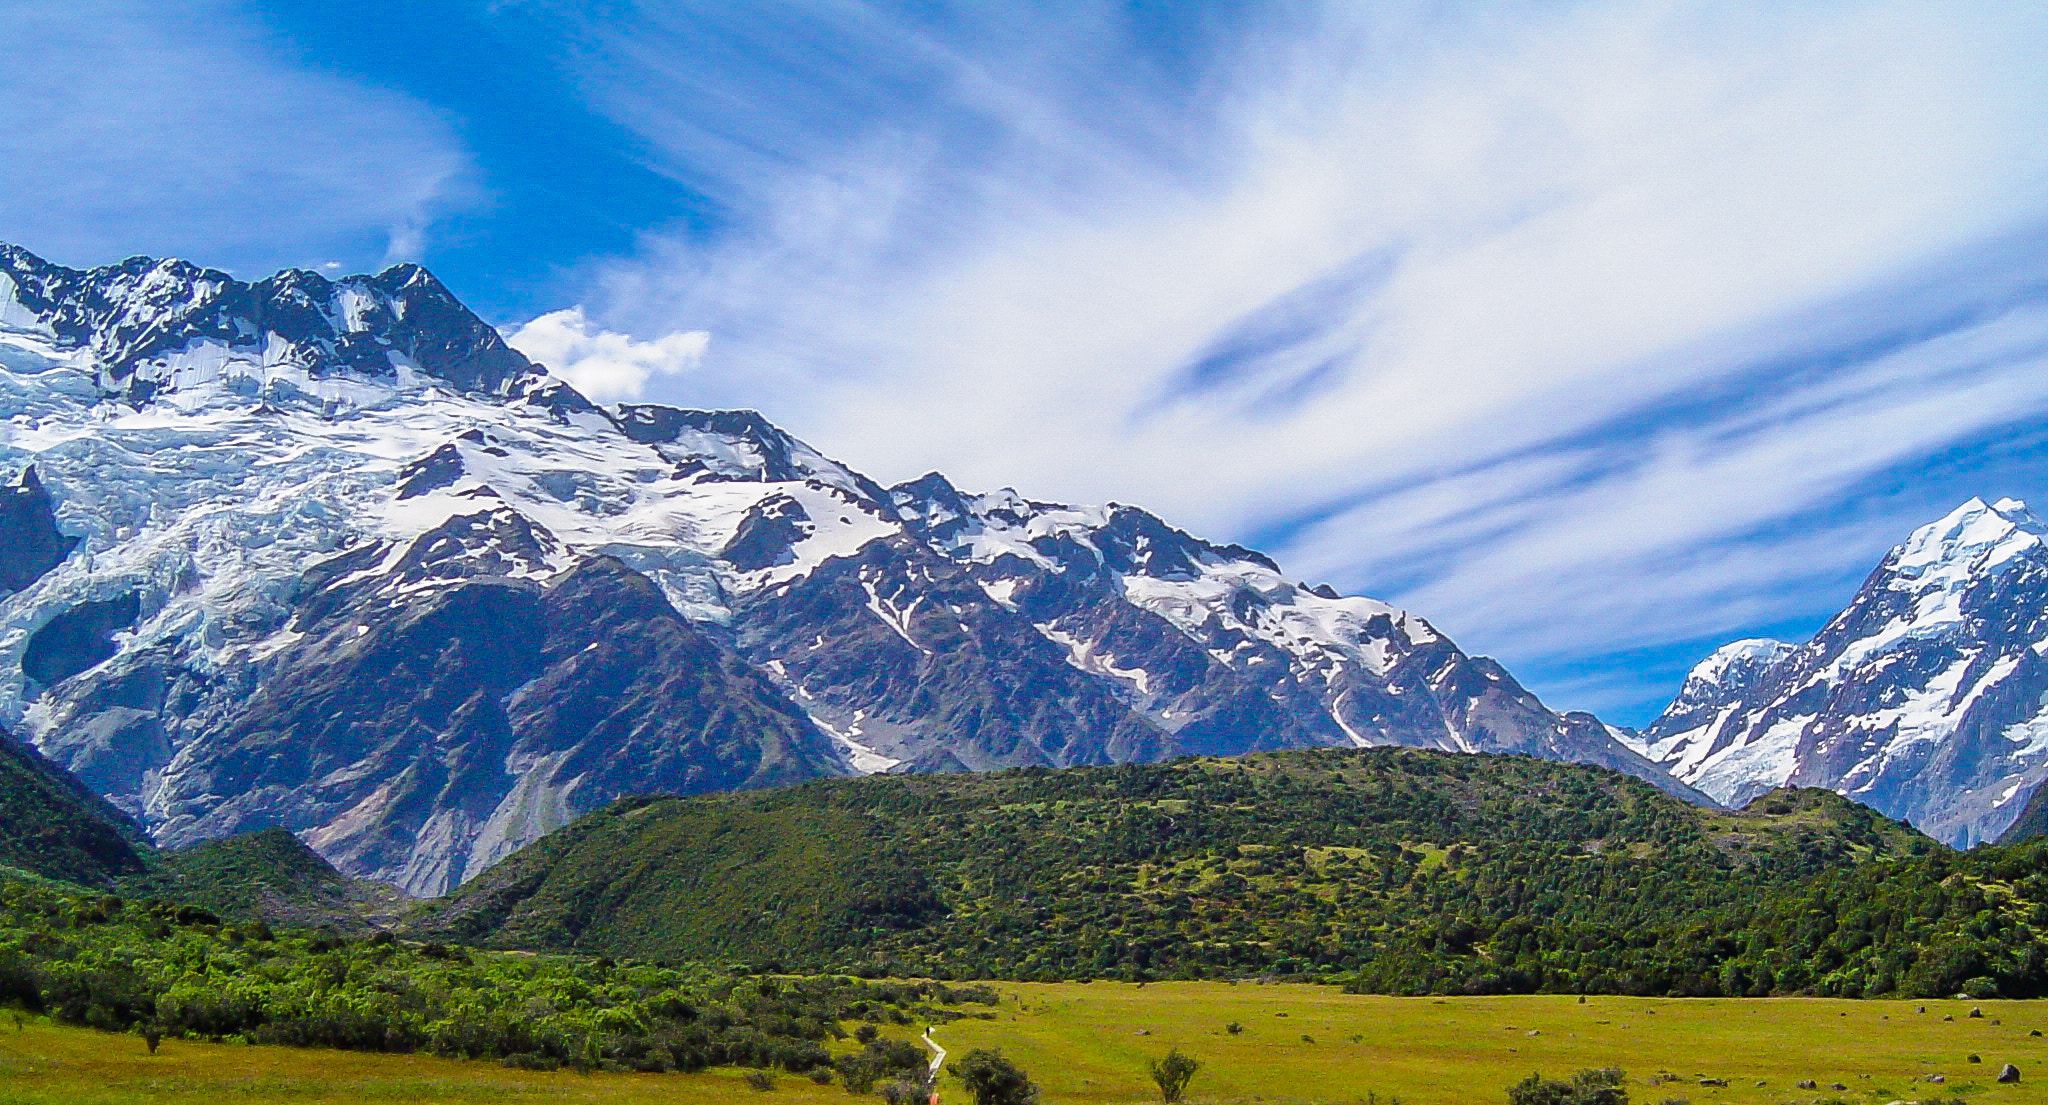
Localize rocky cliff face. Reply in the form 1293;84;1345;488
0;243;1697;894
1630;497;2048;846
0;244;537;402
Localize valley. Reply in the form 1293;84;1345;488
941;985;2048;1105
4;6;2047;1102
1;243;2046;1102
4;989;2046;1105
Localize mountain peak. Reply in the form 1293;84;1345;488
1684;638;1793;691
0;241;541;405
1640;495;2048;846
1888;495;2045;586
2;238;1707;893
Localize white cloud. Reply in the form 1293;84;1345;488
0;0;470;272
1320;322;2048;639
557;4;2048;506
526;1;2048;715
506;307;709;401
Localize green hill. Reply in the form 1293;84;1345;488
0;730;395;928
8;730;2038;1001
115;827;406;933
0;731;148;886
415;747;1958;994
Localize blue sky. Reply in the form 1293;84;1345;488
5;1;2048;725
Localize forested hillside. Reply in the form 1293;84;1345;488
112;828;404;933
0;731;397;930
414;747;2025;996
0;731;148;886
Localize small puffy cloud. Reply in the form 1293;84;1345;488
506;306;709;401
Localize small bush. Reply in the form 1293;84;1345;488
743;1069;776;1091
951;1048;1038;1105
1507;1068;1628;1105
881;1078;931;1105
1148;1047;1201;1103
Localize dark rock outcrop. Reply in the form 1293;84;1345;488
0;467;77;595
22;592;139;687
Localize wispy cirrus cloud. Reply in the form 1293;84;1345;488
504;0;2048;720
0;0;471;275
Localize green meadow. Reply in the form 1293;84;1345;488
938;984;2048;1105
7;985;2048;1104
0;1016;851;1105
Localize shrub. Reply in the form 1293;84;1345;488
1149;1047;1201;1103
881;1077;932;1104
1508;1068;1628;1105
951;1048;1038;1105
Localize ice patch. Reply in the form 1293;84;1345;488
861;580;931;656
1687;713;1809;804
1036;620;1155;699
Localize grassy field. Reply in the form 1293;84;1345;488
3;987;2046;1104
0;1017;852;1105
938;984;2048;1105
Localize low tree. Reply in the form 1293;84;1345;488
1508;1068;1627;1105
951;1048;1039;1105
880;1075;932;1105
1149;1047;1201;1102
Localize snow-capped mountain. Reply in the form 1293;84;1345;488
1630;497;2048;846
0;243;1692;894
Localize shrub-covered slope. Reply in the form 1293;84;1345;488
0;877;987;1079
0;730;148;886
417;748;1947;993
114;828;406;933
0;734;397;929
1658;838;2048;1000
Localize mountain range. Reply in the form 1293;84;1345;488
1;241;2040;888
0;243;1685;895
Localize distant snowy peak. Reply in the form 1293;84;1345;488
1637;495;2048;846
1677;639;1795;703
889;469;1283;580
1805;496;2048;674
0;244;540;406
1883;496;2044;589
